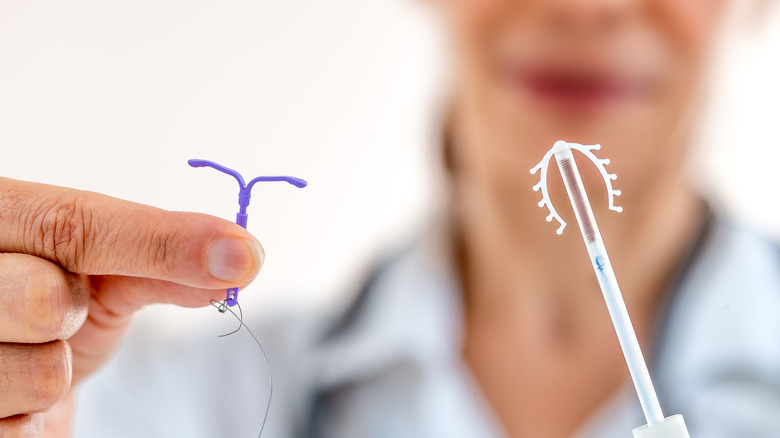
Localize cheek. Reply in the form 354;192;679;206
653;0;729;52
440;0;511;37
442;0;504;18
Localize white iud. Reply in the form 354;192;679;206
531;141;691;438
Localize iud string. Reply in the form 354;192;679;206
189;159;307;438
209;299;273;437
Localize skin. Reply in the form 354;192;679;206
0;1;757;437
432;0;735;436
0;179;264;436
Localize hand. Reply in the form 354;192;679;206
0;177;264;437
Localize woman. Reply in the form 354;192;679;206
2;0;779;437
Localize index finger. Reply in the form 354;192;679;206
0;177;264;288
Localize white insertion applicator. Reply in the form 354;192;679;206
531;140;690;438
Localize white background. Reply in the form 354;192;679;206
1;1;778;329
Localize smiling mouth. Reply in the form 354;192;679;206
508;67;649;113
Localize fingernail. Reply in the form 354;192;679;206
206;238;263;282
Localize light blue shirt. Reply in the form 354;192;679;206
74;217;780;437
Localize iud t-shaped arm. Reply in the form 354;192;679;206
188;159;307;307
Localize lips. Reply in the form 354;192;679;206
508;67;645;112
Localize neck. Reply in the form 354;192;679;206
451;120;703;337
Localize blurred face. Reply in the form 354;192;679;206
437;0;732;193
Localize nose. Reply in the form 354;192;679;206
540;0;637;37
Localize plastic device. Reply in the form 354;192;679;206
188;159;307;307
531;141;691;438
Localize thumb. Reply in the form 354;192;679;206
0;177;264;288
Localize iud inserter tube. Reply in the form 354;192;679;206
531;141;690;438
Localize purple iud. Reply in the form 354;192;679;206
189;159;307;308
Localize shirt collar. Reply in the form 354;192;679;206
311;218;463;390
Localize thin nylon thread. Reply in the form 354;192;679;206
210;300;273;438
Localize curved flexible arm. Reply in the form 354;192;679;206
566;143;622;213
246;176;308;191
188;159;247;190
531;141;621;235
531;148;567;235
